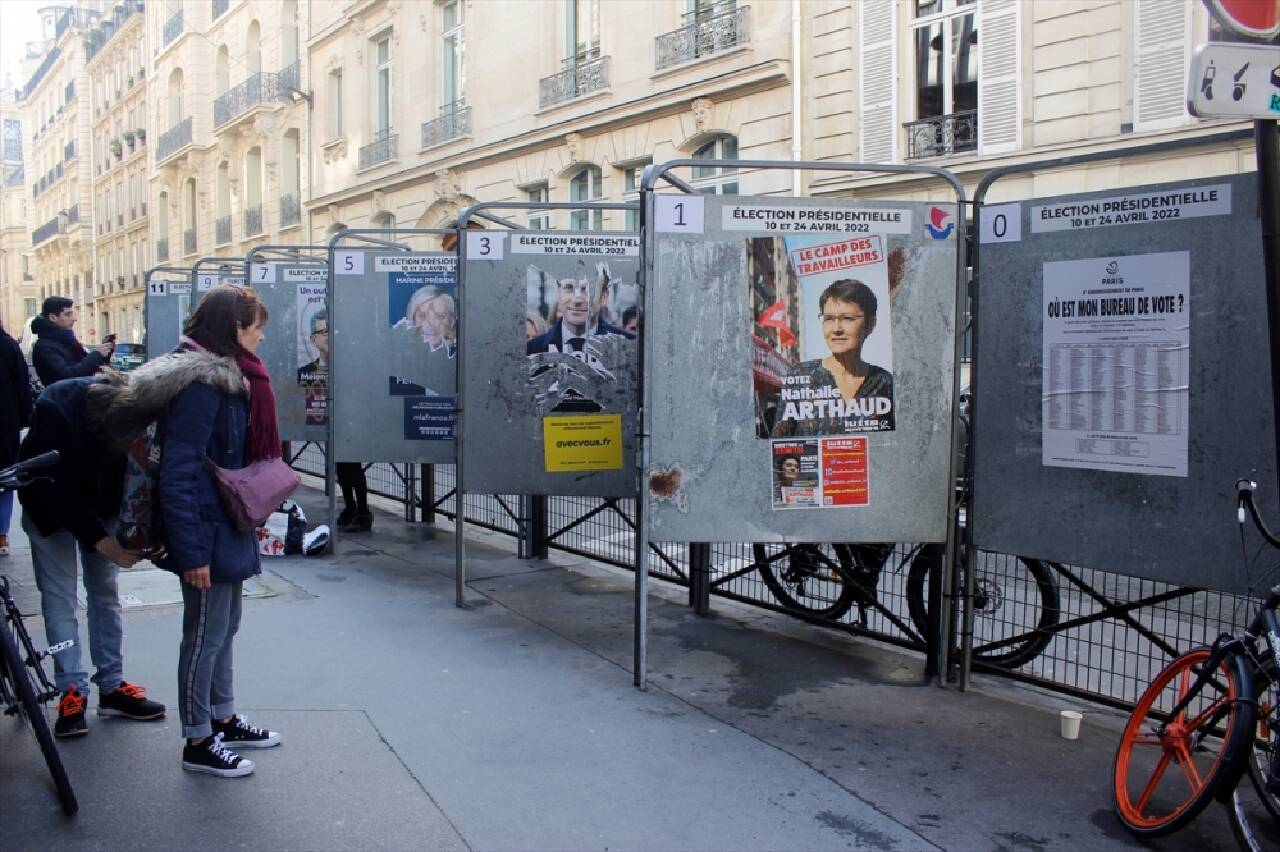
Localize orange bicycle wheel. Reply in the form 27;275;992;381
1113;648;1255;837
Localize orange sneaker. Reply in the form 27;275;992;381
55;687;88;737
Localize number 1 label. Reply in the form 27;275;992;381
655;195;704;234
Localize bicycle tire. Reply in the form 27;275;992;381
1113;647;1253;837
1228;657;1280;851
904;549;1060;669
753;543;857;620
0;622;78;815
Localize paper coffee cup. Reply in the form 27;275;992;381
1060;710;1083;740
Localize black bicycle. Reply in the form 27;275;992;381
0;450;78;815
1112;480;1279;849
752;537;1061;669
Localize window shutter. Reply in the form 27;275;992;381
978;0;1020;154
858;0;896;164
1133;0;1190;131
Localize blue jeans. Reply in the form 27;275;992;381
0;490;13;535
22;513;124;696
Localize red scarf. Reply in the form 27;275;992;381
235;349;281;463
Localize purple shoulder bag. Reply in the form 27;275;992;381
204;457;301;533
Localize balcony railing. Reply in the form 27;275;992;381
278;60;300;94
215;215;231;245
163;10;184;48
655;5;750;71
20;46;61;101
904;110;977;160
279;193;301;227
244;205;263;236
156;237;169;262
212;0;229;21
32;210;71;247
539;55;610;109
84;0;145;62
214;68;292;128
156;116;193;163
183;228;197;255
421;101;470;149
358;129;397;170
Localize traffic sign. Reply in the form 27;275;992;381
1187;41;1280;119
1205;0;1280;41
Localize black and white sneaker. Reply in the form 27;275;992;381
182;734;255;777
212;714;281;748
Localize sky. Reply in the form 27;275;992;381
1;1;59;91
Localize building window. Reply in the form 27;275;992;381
691;134;739;194
329;69;343;138
526;184;550;230
568;165;603;231
442;0;465;109
372;211;396;230
619;161;649;230
908;0;977;156
373;35;392;134
567;0;601;65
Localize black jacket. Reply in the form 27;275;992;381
0;330;32;469
526;319;633;355
31;316;106;386
18;378;124;549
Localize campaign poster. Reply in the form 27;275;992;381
1042;251;1190;477
385;257;456;397
771;440;820;509
750;234;896;439
295;281;328;426
524;255;638;415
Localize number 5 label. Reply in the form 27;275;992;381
467;231;504;260
334;250;365;275
655;195;704;234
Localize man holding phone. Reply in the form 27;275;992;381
31;297;113;386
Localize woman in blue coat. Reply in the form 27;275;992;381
159;284;282;778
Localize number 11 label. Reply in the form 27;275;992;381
655;195;705;234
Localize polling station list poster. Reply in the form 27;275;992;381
1041;251;1191;477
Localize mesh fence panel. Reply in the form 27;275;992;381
292;443;1264;710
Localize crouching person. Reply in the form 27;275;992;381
158;285;281;778
18;371;165;736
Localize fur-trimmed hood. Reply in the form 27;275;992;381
87;348;244;453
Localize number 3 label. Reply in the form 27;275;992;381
467;231;504;260
334;250;365;275
655;195;705;234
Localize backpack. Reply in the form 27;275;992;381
116;421;165;557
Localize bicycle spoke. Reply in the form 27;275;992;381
1185;695;1230;736
1174;741;1205;791
1135;751;1176;814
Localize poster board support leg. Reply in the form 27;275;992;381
422;464;435;524
688;543;712;616
531;496;549;560
404;464;416;522
1256;119;1280;500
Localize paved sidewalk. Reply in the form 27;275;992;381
0;486;1268;851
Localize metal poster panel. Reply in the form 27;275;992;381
645;194;960;542
143;274;193;359
251;261;328;442
972;173;1278;593
462;231;640;495
331;250;457;464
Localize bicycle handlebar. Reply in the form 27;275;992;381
1237;479;1280;551
0;451;60;491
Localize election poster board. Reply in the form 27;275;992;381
331;248;458;464
645;194;960;543
143;272;193;360
973;173;1279;594
462;230;640;496
249;260;329;443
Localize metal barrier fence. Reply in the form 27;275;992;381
291;443;1258;710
